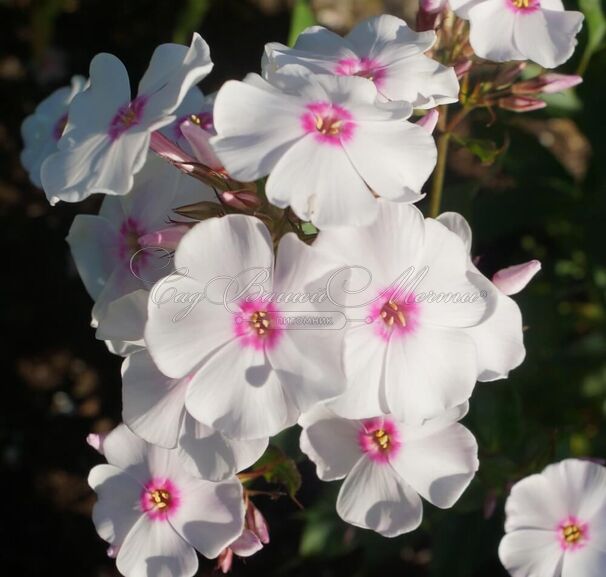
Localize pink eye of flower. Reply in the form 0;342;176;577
506;0;541;13
140;478;180;520
557;516;589;551
380;299;408;329
368;288;421;341
234;300;283;350
301;101;356;145
358;418;402;463
108;97;146;140
334;57;386;87
118;217;148;273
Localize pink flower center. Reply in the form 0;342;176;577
108;96;146;140
140;478;180;521
189;112;214;132
234;299;283;351
118;217;147;273
506;0;540;13
53;113;68;141
367;288;421;341
358;418;402;463
334;57;386;88
301;101;355;145
557;516;589;551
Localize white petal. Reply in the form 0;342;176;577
389;422;478;508
542;459;606;521
298;405;362;481
179;414;268;480
230;530;263;557
88;464;143;549
504;473;569;532
102;424;150;482
95;289;148;344
343;119;436;200
66;215;119;300
170;477;245;559
336;458;423;537
138;33;213;119
294;26;355;57
327;324;387;419
468;0;524;62
185;339;295;440
379;54;459;108
211;78;304;182
562;545;606;577
514;9;584;69
117;514;198;577
265;134;378;228
436;212;472;253
384;327;477;423
498;530;563;577
122;350;187;448
465;275;525;382
346;14;435;59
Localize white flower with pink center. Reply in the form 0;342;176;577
437;212;528;381
20;75;86;187
210;73;437;228
145;214;347;440
310;200;503;423
450;0;584;68
122;349;268;481
40;33;212;205
499;459;606;577
263;14;459;108
88;424;245;577
67;155;214;338
299;403;478;537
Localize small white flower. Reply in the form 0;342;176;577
451;0;584;69
145;214;347;440
311;200;505;423
20;75;86;187
264;14;459;109
88;424;245;576
66;155;213;331
437;212;527;381
122;349;268;481
210;74;436;228
41;33;213;205
299;403;478;537
499;459;606;577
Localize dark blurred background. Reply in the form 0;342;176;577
1;0;605;576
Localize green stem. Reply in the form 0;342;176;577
429;131;451;218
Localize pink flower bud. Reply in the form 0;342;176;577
495;62;526;86
498;96;547;113
454;59;472;79
86;432;107;455
107;545;118;558
416;0;445;30
248;502;270;545
217;547;234;574
420;0;447;14
416;109;439;134
149;131;195;170
512;73;582;95
180;118;223;170
229;529;264;557
221;189;261;211
492;259;541;295
138;225;189;251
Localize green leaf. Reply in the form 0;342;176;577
301;222;318;236
253;445;302;500
578;0;606;74
288;0;315;47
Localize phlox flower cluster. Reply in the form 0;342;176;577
20;5;605;577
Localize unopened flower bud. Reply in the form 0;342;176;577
494;62;527;87
492;259;541;295
138;225;189;251
86;432;107;455
180;118;223;170
416;0;446;30
512;73;582;95
454;59;472;79
221;189;260;211
416;109;439;134
149;131;195;171
498;96;547;113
